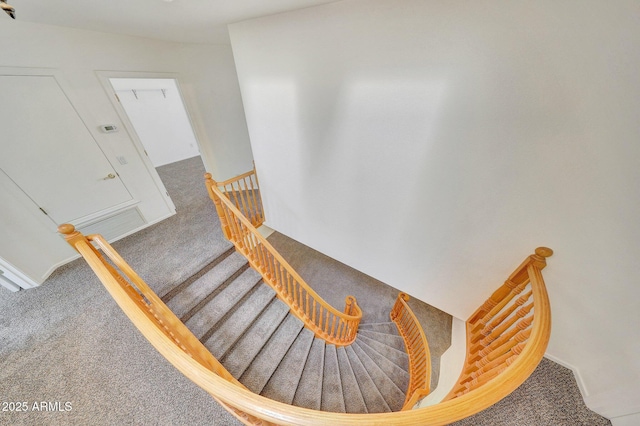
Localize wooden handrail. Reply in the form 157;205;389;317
60;215;552;424
204;171;362;346
442;247;553;401
206;168;264;231
391;293;432;410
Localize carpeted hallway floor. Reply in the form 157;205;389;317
0;156;611;425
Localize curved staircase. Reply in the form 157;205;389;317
160;247;410;413
58;165;553;425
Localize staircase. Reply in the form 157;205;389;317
160;248;411;413
57;164;553;425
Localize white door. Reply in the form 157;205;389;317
0;75;133;224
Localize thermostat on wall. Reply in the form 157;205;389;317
99;124;118;133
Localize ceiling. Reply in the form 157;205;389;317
8;0;340;44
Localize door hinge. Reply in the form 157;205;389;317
39;207;49;216
115;93;120;102
144;150;149;157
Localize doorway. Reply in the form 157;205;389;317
109;78;202;170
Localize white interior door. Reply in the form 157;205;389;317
0;75;133;224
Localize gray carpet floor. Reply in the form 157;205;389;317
0;156;611;425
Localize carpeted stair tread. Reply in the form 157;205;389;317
358;322;401;335
336;346;367;413
321;345;346;413
240;314;305;394
356;334;409;372
166;251;248;319
354;340;409;392
352;341;406;411
345;345;391;413
184;267;262;339
358;329;406;352
204;284;276;358
161;246;235;303
292;338;325;410
221;298;290;378
261;328;315;405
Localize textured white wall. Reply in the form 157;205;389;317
229;0;640;419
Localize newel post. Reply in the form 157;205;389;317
58;224;87;252
391;292;409;321
205;173;232;240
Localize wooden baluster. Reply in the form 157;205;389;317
482;290;532;335
470;315;534;358
475;302;534;347
249;175;261;223
330;316;337;338
470;281;527;335
204;173;231;240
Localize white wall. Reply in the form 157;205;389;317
229;0;640;419
110;78;200;167
0;21;252;283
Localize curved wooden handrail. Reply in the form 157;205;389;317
61;220;552;424
204;172;362;346
390;293;432;410
442;247;552;402
60;210;551;426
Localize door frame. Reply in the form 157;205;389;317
0;66;142;229
96;71;209;205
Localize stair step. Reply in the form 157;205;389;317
184;268;261;339
352;341;406;411
358;329;406;352
336;346;367;413
356;334;409;372
321;345;346;413
345;345;391;413
261;328;315;405
240;314;304;394
166;252;248;320
161;246;235;303
292;338;325;410
354;340;410;393
221;298;290;378
358;322;400;335
204;284;277;358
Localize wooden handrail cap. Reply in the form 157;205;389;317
535;247;553;258
58;224;76;235
204;173;212;179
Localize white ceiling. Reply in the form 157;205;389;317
8;0;340;44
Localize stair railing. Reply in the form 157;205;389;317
57;224;273;426
390;293;432;410
210;167;265;233
60;214;553;424
442;247;553;401
205;171;362;346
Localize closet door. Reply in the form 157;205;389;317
0;75;133;224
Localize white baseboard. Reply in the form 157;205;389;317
38;211;176;284
417;317;467;407
258;224;275;239
544;353;589;398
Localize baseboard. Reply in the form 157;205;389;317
39;211;176;283
417;317;467;407
544;353;589;398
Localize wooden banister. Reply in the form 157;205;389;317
60;164;553;425
60;220;553;424
444;247;552;401
390;292;432;410
204;171;362;346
